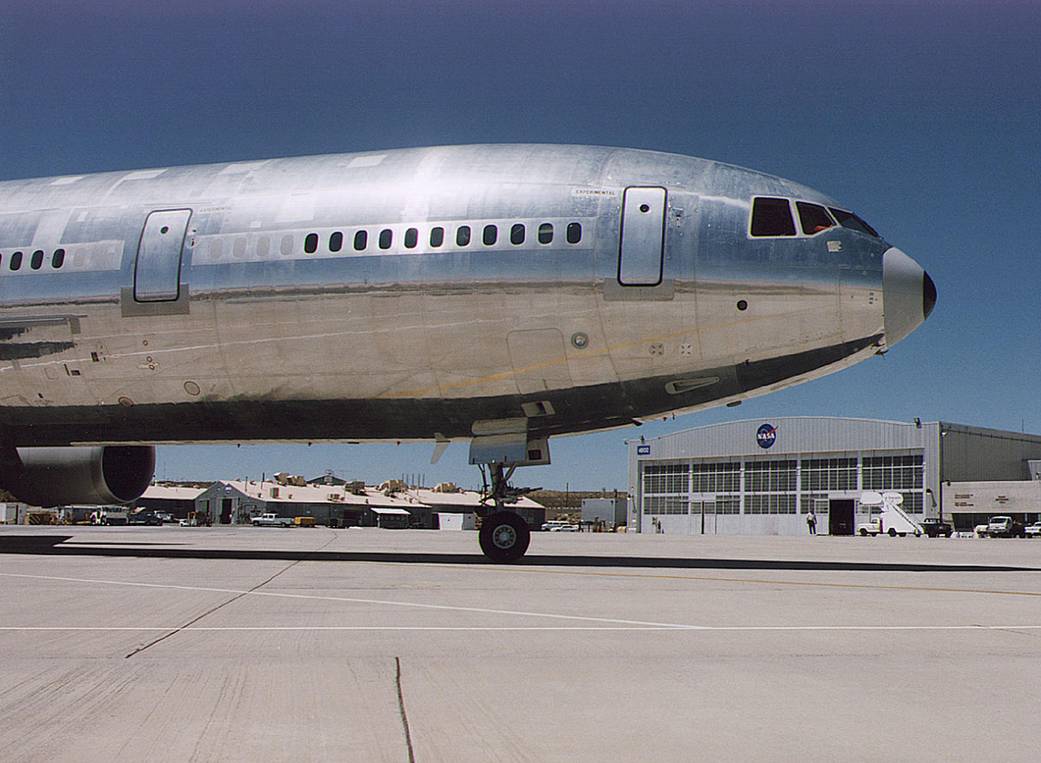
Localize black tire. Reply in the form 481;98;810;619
479;511;531;563
859;529;868;536
888;528;897;537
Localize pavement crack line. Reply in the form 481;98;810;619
395;657;416;763
124;532;339;658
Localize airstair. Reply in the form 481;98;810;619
860;491;923;537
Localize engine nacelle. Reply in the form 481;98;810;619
7;446;155;507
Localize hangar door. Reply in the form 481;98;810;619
134;209;191;302
618;187;666;286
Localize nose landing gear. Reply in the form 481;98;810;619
476;463;536;563
470;431;548;562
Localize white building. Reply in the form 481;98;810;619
628;418;1041;536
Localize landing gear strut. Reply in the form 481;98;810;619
476;463;534;563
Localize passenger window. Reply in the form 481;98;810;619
456;225;471;246
10;251;23;271
379;229;393;249
483;225;498;246
233;237;247;258
750;197;796;237
354;230;368;251
280;234;294;256
796;202;835;235
329;231;343;252
566;222;582;244
52;248;66;269
304;233;319;253
828;208;880;237
510;223;525;245
538;223;553;244
30;250;44;270
404;228;418;249
430;226;445;248
256;237;270;258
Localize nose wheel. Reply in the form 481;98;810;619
479;510;531;563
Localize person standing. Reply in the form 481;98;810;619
806;510;817;536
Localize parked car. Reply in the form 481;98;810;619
987;516;1026;538
1025;522;1041;538
974;522;990;537
550;524;579;532
541;520;571;531
920;517;953;538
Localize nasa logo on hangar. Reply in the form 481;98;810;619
756;423;777;449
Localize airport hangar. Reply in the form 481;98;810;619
627;417;1041;536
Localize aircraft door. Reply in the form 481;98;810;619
134;209;191;302
618;187;666;286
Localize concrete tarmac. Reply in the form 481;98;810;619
2;525;1041;762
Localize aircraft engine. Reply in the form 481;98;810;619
6;445;155;507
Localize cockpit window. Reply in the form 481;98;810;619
796;202;835;235
828;207;879;238
750;197;796;237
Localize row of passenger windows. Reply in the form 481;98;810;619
750;197;879;238
303;221;583;255
0;248;67;272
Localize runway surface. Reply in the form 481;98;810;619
2;526;1041;762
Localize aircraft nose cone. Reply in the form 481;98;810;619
882;247;934;346
923;270;937;320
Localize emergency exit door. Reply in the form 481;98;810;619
134;209;191;302
618;186;666;286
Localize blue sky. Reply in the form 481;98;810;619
2;1;1038;489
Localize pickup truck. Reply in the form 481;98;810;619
984;516;1025;538
252;513;293;528
920;517;953;538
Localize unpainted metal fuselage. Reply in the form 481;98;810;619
0;144;930;447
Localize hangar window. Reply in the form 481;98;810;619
538;223;554;244
801;457;857;491
10;251;23;271
510;224;525;245
862;454;923;491
643;496;688;515
715;496;741;515
745;494;796;515
643;463;689;494
52;249;66;269
456;225;471;247
745;459;796;493
304;233;318;254
828;207;879;237
430;226;445;248
404;228;418;249
30;250;44;270
750;197;796;237
691;462;741;493
796;202;836;235
566;222;582;244
329;231;343;253
354;230;368;251
482;225;498;246
379;229;393;250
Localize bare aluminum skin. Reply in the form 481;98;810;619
0;144;929;447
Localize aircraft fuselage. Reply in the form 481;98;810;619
0;144;930;447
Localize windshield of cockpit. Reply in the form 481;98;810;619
749;196;881;238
